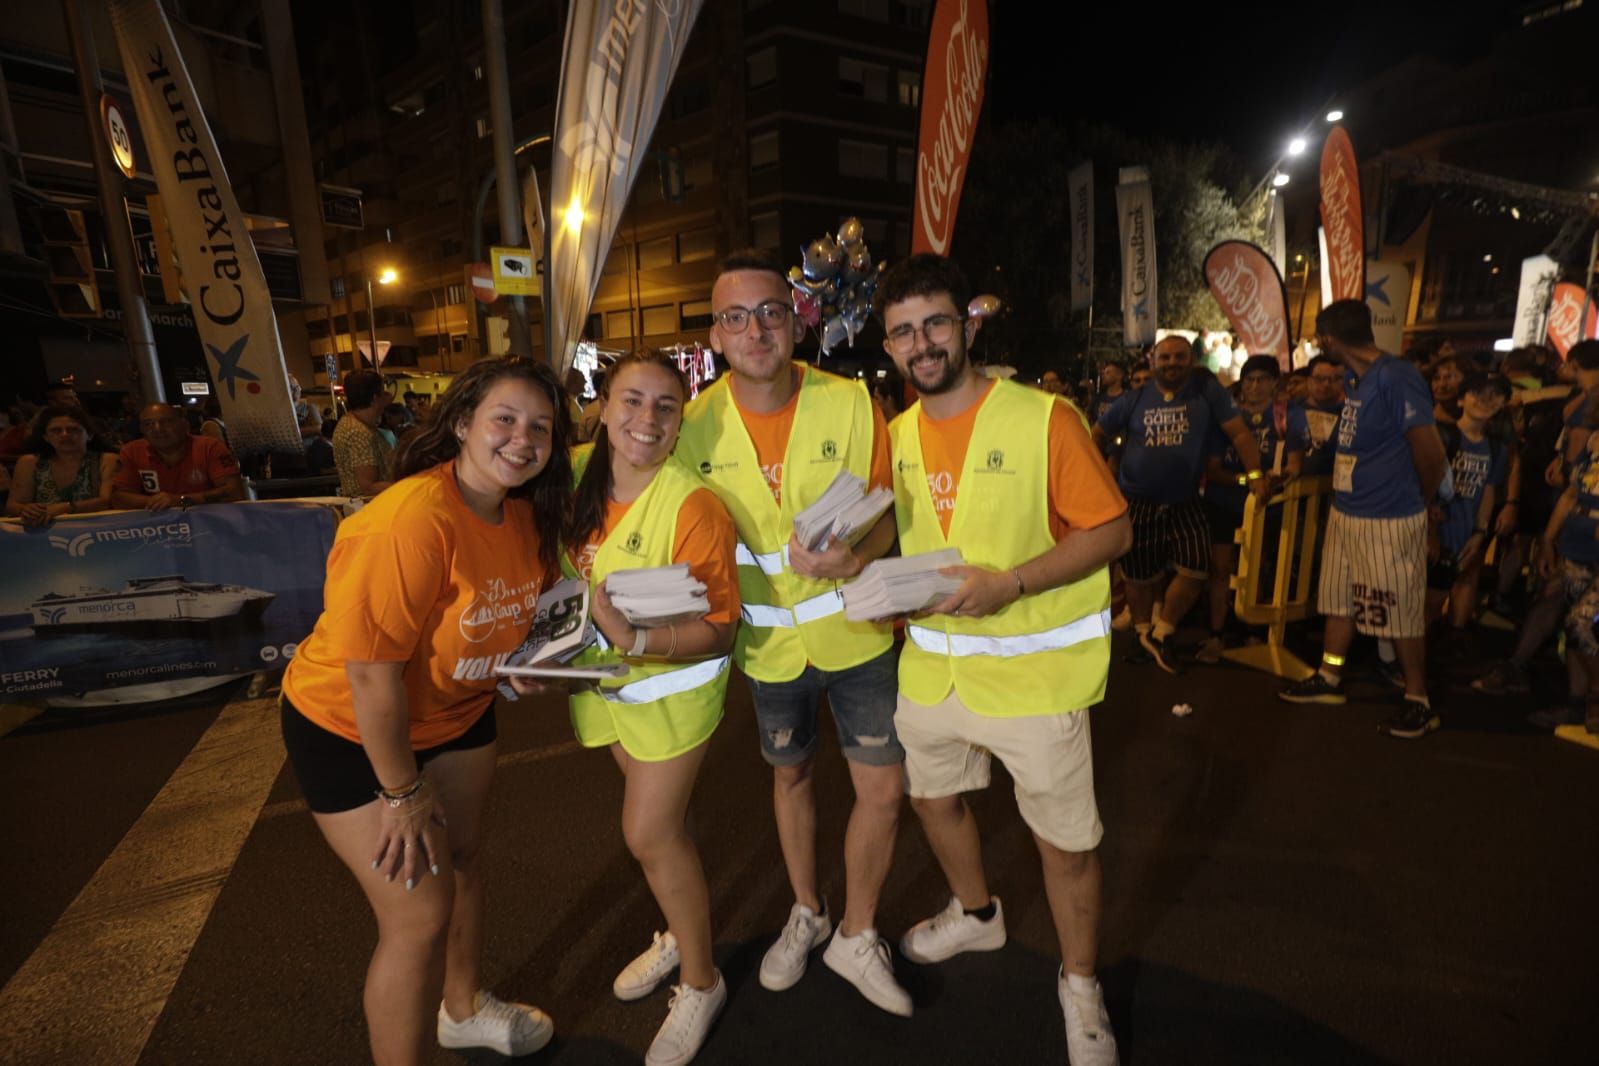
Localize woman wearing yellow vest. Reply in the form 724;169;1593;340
562;351;738;1066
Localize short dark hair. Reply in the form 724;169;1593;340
1460;370;1511;400
1500;348;1540;378
875;253;971;321
343;369;386;410
1307;354;1340;375
717;247;787;286
403;390;420;402
1570;339;1599;372
1316;299;1374;346
1240;355;1281;379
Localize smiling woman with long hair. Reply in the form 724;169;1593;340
4;405;119;525
279;357;571;1066
562;351;738;1066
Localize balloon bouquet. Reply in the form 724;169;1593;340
787;217;880;356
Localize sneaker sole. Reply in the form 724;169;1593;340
899;924;1007;965
821;943;913;1017
1277;692;1347;705
437;1019;553;1057
758;918;832;992
614;969;676;1002
1380;715;1441;739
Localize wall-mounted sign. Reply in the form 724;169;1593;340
100;94;137;178
181;381;211;396
319;184;364;230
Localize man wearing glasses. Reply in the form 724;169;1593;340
1285;354;1346;479
876;253;1130;1065
677;249;912;1016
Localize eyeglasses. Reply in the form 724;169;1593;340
885;313;961;354
713;301;792;334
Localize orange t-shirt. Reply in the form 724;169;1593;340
919;383;1128;537
283;462;552;748
566;486;740;625
733;365;892;504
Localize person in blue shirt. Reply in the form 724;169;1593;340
1429;372;1511;635
1093;335;1266;672
1284;355;1345;479
1280;300;1449;740
1539;427;1599;735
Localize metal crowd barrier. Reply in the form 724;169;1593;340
1222;475;1333;681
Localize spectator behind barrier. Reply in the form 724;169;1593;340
332;369;394;498
4;404;120;525
110;403;246;511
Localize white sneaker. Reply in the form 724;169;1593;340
899;895;1006;964
645;971;726;1066
758;901;832;991
614;930;680;1001
822;927;912;1017
436;990;553;1056
1058;971;1119;1066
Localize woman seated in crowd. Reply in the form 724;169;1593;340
4;405;119;525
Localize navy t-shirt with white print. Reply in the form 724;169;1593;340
1098;375;1240;505
1333;355;1435;519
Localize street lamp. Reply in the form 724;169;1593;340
1326;109;1345;123
365;266;397;369
1287;136;1308;156
1272;172;1292;188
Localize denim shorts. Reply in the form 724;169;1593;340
745;645;903;767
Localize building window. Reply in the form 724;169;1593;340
604;308;633;340
751;211;780;251
585;312;602;338
896;146;915;184
602;245;631;277
747;46;777;89
446;283;466;304
331;276;346;299
838;139;887;179
682;151;712;191
839;0;889;21
639;236;675;270
838;58;889;102
475;114;491;138
897;70;921;107
679;227;716;263
750;131;779;171
891;0;930;28
681;299;714;330
642;304;676;336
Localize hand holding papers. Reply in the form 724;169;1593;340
793;471;895;552
496;578;613;690
841;549;966;621
605;564;711;628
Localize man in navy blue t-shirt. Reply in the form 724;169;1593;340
1094;334;1266;672
1280;301;1449;739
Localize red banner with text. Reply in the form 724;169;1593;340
1547;282;1598;358
1204;241;1291;366
911;0;989;256
1318;126;1365;303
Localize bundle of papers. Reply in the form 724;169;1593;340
495;578;611;690
606;563;710;627
793;471;895;551
842;549;966;621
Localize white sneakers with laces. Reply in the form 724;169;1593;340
758;901;832;991
614;930;680;1001
1058;970;1119;1066
645;971;726;1066
822;927;913;1016
436;990;553;1056
899;895;1007;964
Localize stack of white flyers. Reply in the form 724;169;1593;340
842;549;966;621
606;564;710;627
495;578;624;685
792;470;895;551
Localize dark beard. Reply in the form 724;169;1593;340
909;345;964;395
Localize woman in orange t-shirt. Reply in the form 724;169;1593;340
280;358;571;1065
564;352;738;1064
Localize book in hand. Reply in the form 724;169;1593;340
841;549;966;621
793;470;895;551
495;577;598;695
605;563;710;628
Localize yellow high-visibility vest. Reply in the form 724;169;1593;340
890;380;1111;716
678;367;892;682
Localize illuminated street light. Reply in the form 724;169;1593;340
1272;172;1291;188
1326;109;1344;122
378;267;399;285
1287;136;1308;156
1482;253;1493;263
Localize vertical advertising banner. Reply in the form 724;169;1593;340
547;0;704;373
1364;259;1411;356
1116;166;1157;347
1547;281;1598;358
109;0;299;455
1068;162;1093;313
1512;255;1559;348
1203;241;1290;365
1318;125;1365;303
911;0;989;256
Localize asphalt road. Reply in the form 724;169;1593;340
2;628;1596;1065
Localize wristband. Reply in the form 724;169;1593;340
1246;469;1264;482
629;627;648;656
1012;568;1026;597
377;775;424;806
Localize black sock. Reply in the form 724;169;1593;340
964;900;997;921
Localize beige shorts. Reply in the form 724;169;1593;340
1316;508;1428;639
894;689;1103;853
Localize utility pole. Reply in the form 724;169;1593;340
482;0;533;357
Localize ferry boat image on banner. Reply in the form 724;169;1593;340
30;575;275;629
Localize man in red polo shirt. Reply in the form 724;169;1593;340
112;403;246;510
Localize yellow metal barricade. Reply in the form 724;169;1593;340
1222;475;1333;681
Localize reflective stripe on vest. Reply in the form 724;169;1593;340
601;655;730;705
735;542;788;576
739;588;846;629
907;608;1111;659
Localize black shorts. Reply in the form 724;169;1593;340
1203;497;1244;547
280;697;498;814
1427;558;1459;592
1122;496;1210;583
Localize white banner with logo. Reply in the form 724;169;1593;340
1115;166;1156;347
1365;258;1411;355
547;0;704;374
109;0;299;455
1068;162;1093;313
1512;254;1559;348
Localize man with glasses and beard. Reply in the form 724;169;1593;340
676;249;913;1018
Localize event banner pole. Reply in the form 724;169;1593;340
1116;166;1157;348
1318;125;1365;303
1203;240;1291;369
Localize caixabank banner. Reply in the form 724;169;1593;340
0;503;336;703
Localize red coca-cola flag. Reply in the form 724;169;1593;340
1547;281;1598;358
911;0;989;256
1318;126;1364;302
1204;241;1291;367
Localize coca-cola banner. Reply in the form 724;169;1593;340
1116;166;1157;347
1203;241;1289;365
1068;162;1093;313
1318;125;1364;303
911;0;989;255
1547;281;1598;358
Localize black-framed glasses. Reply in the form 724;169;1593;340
885;313;962;354
713;300;792;334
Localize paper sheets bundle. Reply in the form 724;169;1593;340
606;563;711;627
842;549;966;621
793;471;895;551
